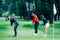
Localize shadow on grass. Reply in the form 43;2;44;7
22;23;53;35
23;24;43;29
0;25;8;30
23;24;34;29
54;24;60;29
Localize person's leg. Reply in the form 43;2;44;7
44;26;48;37
44;23;49;37
34;23;36;34
44;27;48;35
44;23;49;35
13;25;18;37
34;22;39;34
34;23;37;36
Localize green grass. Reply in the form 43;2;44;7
0;19;55;40
54;21;60;40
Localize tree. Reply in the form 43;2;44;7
10;0;16;15
35;0;53;23
55;0;60;20
18;3;27;19
0;0;2;16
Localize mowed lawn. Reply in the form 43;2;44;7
0;19;53;40
54;21;60;40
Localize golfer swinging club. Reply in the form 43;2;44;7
32;13;39;36
7;15;19;37
41;15;49;37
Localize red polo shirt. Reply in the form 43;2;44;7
32;14;39;23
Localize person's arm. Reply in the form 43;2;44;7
32;16;36;24
32;18;34;24
10;20;13;26
11;22;13;26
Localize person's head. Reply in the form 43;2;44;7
41;15;44;19
32;13;35;16
7;15;11;20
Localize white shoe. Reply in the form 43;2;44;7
34;33;38;36
43;34;47;37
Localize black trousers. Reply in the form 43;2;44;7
14;24;19;36
34;22;39;34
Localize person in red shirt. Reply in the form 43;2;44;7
32;13;39;36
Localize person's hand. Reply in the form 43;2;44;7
32;22;35;25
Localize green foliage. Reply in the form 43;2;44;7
23;24;34;29
26;0;33;3
0;0;2;16
0;0;59;22
0;25;7;30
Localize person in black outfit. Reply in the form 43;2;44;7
41;15;49;37
7;15;19;37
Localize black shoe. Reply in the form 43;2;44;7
13;35;16;37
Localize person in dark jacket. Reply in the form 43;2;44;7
7;15;19;37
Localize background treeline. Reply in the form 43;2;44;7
0;0;60;23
